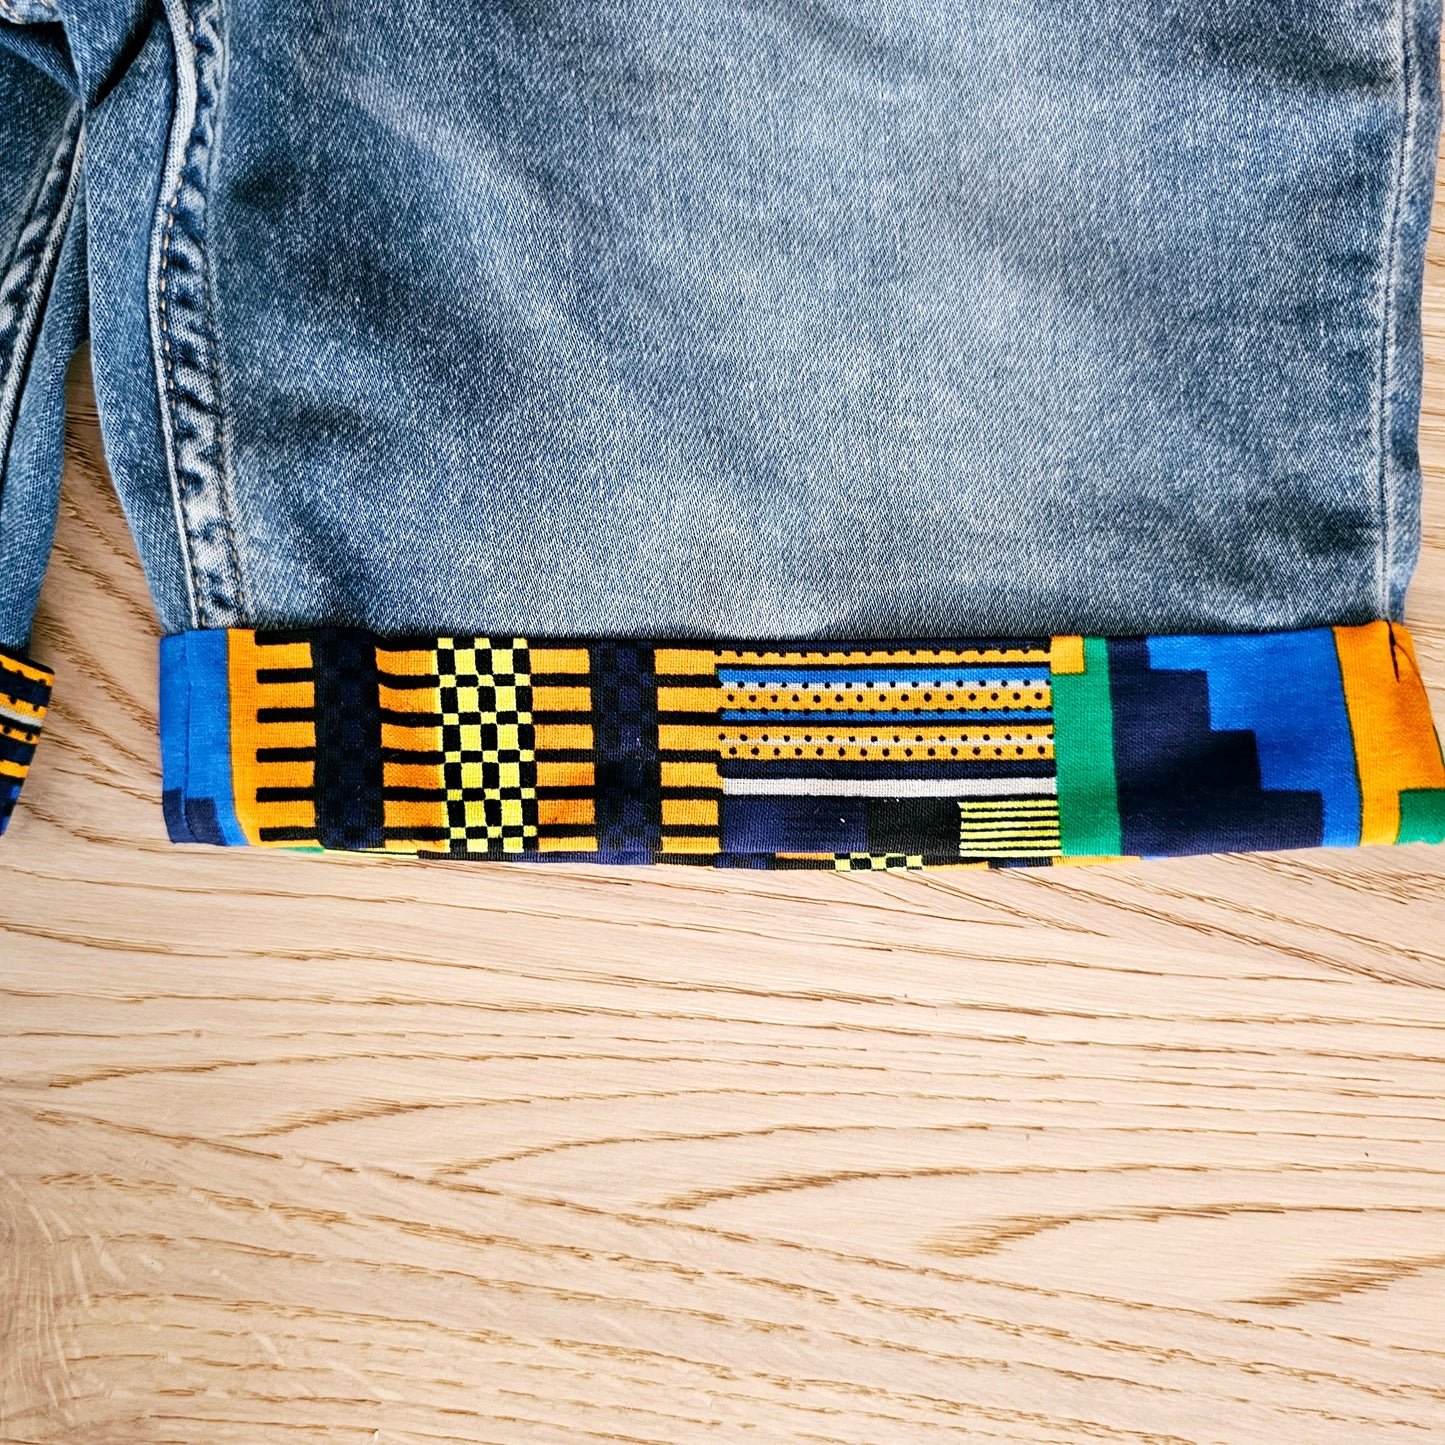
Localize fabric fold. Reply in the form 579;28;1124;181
155;619;1445;868
0;644;52;835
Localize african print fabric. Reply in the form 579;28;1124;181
0;646;52;836
143;620;1445;868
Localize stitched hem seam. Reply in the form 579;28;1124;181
150;0;247;629
0;109;83;488
1375;0;1436;620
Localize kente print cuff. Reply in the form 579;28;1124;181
0;647;53;836
135;619;1445;869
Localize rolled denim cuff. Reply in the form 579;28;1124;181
0;645;52;835
156;620;1445;869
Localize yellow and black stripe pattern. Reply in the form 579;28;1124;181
374;636;596;854
206;630;598;853
956;796;1062;856
0;646;52;836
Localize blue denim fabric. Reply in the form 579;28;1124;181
0;1;1441;649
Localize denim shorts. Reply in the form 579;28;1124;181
3;0;1444;868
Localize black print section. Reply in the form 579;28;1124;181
1107;639;1323;857
310;628;385;851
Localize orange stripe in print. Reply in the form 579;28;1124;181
227;630;317;846
534;723;592;750
1334;622;1445;845
529;647;590;675
536;760;594;788
538;796;595;826
532;685;591;712
0;652;52;685
661;797;719;827
375;647;437;677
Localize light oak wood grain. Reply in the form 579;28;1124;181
3;147;1445;1445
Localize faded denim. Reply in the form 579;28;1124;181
0;0;1441;652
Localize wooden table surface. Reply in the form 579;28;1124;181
4;176;1445;1445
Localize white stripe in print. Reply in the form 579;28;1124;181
720;776;1058;798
